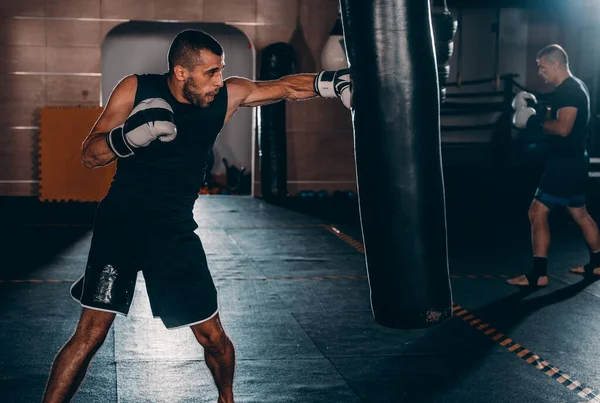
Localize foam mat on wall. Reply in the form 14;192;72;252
39;106;115;202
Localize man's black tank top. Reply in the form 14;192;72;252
105;73;228;228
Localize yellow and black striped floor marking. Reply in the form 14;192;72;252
453;305;600;403
322;225;365;253
323;224;600;403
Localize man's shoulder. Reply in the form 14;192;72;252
135;72;166;78
135;73;167;86
133;73;169;104
556;76;586;99
566;76;587;93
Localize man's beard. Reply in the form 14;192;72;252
183;78;210;108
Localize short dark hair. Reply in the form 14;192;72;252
167;29;223;73
536;44;569;66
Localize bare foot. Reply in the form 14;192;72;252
507;274;549;287
570;266;600;276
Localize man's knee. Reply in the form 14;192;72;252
191;318;230;353
202;332;229;354
72;309;115;351
529;201;549;224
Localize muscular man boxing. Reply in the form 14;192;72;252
42;29;351;403
508;44;600;287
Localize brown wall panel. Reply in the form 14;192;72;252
204;0;257;23
0;129;38;180
45;75;101;104
46;20;102;47
46;47;101;73
101;0;155;20
0;74;46;102
0;18;46;46
0;46;46;72
254;25;295;52
286;98;352;133
256;0;298;25
286;130;355;182
0;0;46;17
154;0;204;21
0;100;44;127
0;182;35;196
46;0;101;18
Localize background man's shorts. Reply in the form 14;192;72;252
70;200;218;329
534;188;586;209
536;154;589;209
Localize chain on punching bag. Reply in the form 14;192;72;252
431;0;458;102
340;0;453;329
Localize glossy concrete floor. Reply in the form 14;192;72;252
1;168;600;403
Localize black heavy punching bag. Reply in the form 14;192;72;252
258;43;296;202
340;0;453;328
431;0;458;103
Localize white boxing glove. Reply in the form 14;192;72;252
314;68;352;109
511;91;537;110
106;97;177;158
512;107;537;129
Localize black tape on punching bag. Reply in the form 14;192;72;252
432;7;457;102
340;0;453;328
258;43;296;202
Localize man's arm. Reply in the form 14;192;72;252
542;106;577;137
81;75;137;168
224;70;351;122
224;75;317;120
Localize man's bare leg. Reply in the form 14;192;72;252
190;314;235;403
508;200;550;287
42;308;115;403
568;205;600;277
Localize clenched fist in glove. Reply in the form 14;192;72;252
314;68;352;109
511;91;538;110
512;107;543;130
106;97;177;158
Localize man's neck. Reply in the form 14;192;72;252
553;70;572;87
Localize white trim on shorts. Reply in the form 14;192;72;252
69;272;128;317
70;272;219;325
69;273;84;304
79;303;127;316
166;306;220;330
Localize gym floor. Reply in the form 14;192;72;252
1;167;599;403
